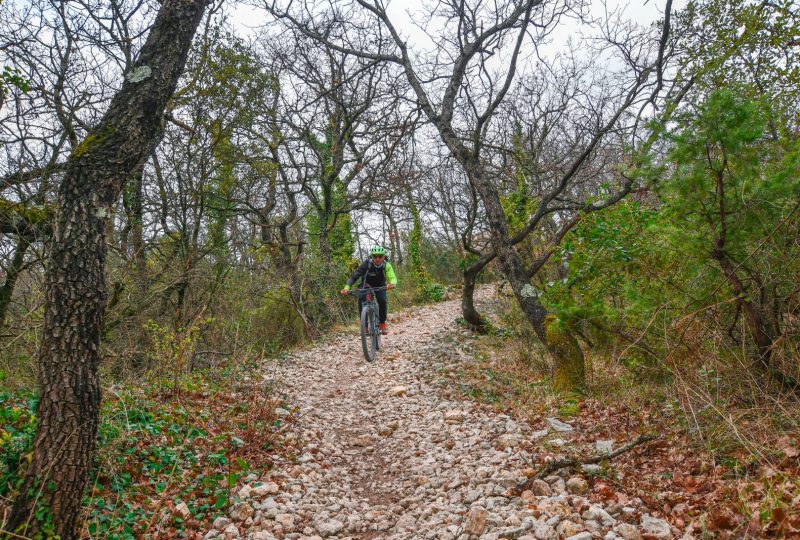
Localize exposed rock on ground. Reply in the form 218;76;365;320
207;290;678;539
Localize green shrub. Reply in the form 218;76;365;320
0;391;37;496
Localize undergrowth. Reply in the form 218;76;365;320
448;285;800;537
1;363;285;539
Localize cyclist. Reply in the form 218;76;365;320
340;246;397;334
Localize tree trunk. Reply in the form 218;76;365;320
130;165;146;277
317;212;332;261
386;205;403;267
4;1;208;537
0;233;32;326
462;261;487;331
710;248;795;390
465;158;585;393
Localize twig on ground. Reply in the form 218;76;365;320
516;434;656;492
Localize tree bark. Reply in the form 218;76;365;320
130;165;146;277
4;1;208;537
461;264;484;330
464;158;585;393
462;257;490;331
709;247;797;390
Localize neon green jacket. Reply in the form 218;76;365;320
344;259;397;290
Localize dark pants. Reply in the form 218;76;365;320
358;288;387;323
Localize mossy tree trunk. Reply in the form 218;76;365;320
461;156;585;394
5;0;208;537
405;186;432;298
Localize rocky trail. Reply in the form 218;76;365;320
205;290;679;540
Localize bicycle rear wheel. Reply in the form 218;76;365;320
360;305;376;362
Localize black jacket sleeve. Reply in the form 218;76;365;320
346;259;370;287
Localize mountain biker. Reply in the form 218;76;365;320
340;246;397;334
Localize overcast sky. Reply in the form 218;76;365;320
232;0;679;51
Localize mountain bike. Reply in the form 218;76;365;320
345;285;389;362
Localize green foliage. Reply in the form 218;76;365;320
0;369;275;537
423;282;446;302
677;0;799;130
240;292;307;354
143;318;212;376
543;87;800;381
0;65;29;105
178;26;280;279
543;201;668;353
502;122;538;234
0;197;53;227
654;89;800;260
0;392;37;497
406;191;443;302
305;118;356;277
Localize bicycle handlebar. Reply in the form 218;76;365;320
343;285;392;295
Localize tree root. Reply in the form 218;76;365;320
516;434;656;493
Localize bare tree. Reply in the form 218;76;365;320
0;0;158;326
261;23;413;265
265;0;674;391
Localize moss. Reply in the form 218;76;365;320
557;397;580;417
0;198;52;225
72;133;97;158
544;314;585;394
71;125;116;159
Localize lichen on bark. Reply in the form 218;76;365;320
544;314;585;393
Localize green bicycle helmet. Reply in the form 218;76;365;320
370;245;386;256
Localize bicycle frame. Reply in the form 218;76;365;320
346;285;389;362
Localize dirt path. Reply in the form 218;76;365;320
207;289;678;540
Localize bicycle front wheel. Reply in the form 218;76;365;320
374;310;381;351
360;305;376;362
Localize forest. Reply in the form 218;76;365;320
0;0;798;538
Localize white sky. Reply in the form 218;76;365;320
231;0;677;49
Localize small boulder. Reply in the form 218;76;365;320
230;502;253;522
466;506;489;535
222;523;240;539
531;479;552;496
388;385;408;396
532;522;557;540
566;476;589;494
274;513;295;530
237;484;253;499
584;505;615;527
251;482;280;497
174;501;191;519
497;434;521;448
556;520;584;537
614;522;643;540
640;515;672;539
546;418;575;432
595;440;615;454
351;435;373;447
213;516;232;530
315;518;344;537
